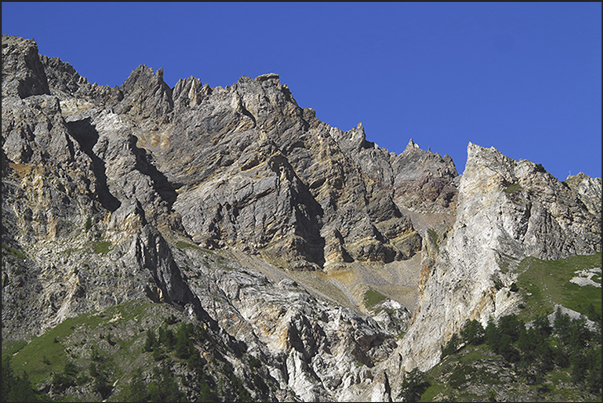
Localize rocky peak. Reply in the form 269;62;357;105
389;138;459;215
400;142;601;372
116;64;174;121
2;35;50;98
404;138;420;152
564;171;603;217
2;35;600;402
173;75;211;108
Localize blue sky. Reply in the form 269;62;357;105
3;2;601;179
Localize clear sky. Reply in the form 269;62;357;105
3;2;601;180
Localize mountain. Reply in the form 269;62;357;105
2;34;601;402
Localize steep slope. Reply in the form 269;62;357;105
1;34;448;401
400;143;601;374
2;35;600;402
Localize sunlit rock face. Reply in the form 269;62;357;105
399;143;601;373
2;34;600;401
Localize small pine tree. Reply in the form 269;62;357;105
94;370;112;400
398;368;429;403
554;307;571;339
533;315;552;337
442;333;461;357
461;319;485;345
126;368;147;402
175;324;193;359
2;355;15;401
7;372;39;402
64;361;78;378
144;329;157;352
485;319;500;353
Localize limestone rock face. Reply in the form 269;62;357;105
392;139;459;214
128;68;428;267
2;35;600;401
564;172;602;220
399;143;601;373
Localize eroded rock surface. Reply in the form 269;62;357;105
2;35;600;401
400;143;601;374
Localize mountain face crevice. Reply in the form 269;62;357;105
65;118;121;212
2;35;600;402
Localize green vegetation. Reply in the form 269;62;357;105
92;240;112;254
423;308;602;402
175;240;213;254
516;252;601;321
84;216;93;232
503;183;523;193
363;288;387;310
125;360;185;402
8;301;153;387
427;229;439;252
398;367;430;402
1;356;41;402
5;298;266;402
426;251;602;401
2;340;27;357
2;244;27;259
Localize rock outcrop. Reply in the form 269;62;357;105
2;34;600;401
399;143;601;373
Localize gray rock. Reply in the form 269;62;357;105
2;34;600;402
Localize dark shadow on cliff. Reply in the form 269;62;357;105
129;136;179;209
66;118;121;212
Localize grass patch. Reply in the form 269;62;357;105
427;228;439;252
420;383;445;402
2;339;27;356
458;347;492;364
175;240;213;254
2;244;27;259
9;300;157;386
515;252;602;322
92;240;112;254
503;183;523;193
10;324;72;384
175;241;200;250
363;288;387;310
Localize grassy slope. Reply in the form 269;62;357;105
515;252;601;321
3;300;190;402
418;252;602;402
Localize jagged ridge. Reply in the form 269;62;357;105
2;35;600;402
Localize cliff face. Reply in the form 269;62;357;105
2;35;600;401
400;143;601;372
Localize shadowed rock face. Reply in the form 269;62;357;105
2;35;600;401
104;64;442;268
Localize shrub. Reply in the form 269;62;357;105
144;329;157;352
52;372;75;393
398;368;429;402
485;319;500;352
461;319;485;345
94;370;112;400
248;355;262;370
503;183;522;193
84;216;92;232
64;361;78;378
125;368;147;402
442;333;461;357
